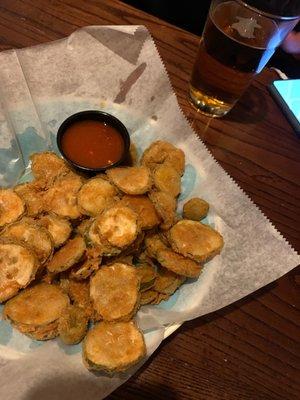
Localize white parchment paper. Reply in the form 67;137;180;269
0;26;299;399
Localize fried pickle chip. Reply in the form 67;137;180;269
158;231;170;246
3;283;69;340
144;232;168;259
141;141;185;175
87;219;121;257
150;292;170;305
152;165;181;197
168;220;224;263
58;305;88;345
90;263;139;321
75;218;93;236
69;257;100;280
98;205;139;248
41;270;55;285
106;166;152;195
0;238;39;302
137;251;156;266
60;279;94;318
149;191;177;230
83;321;146;373
59;276;71;294
16;320;61;340
67;279;90;306
156;249;201;278
14;181;45;216
135;263;157;291
119;195;160;230
44;172;83;219
140;289;158;305
78;177;117;217
38;213;72;248
118;232;145;258
1;219;53;264
183;198;209;221
30;152;71;184
0;189;25;228
47;236;86;273
153;266;185;293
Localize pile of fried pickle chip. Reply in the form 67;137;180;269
0;140;223;374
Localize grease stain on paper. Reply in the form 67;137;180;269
114;62;147;104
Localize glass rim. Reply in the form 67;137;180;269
235;0;300;21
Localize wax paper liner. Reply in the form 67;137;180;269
0;26;299;399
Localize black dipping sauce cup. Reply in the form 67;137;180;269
57;110;130;174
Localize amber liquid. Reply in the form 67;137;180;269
190;2;276;116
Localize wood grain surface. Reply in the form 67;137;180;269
0;1;299;399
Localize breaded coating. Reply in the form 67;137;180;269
144;232;168;259
3;283;69;325
140;289;158;305
44;172;83;219
90;263;139;322
107;166;152;195
58;305;88;345
156;249;201;278
108;254;133;266
141;141;185;175
135;262;157;292
75;218;93;236
3;283;69;340
83;321;146;372
149;191;177;230
14;181;45;217
153;267;185;294
77;176;117;217
137;251;156;266
0;238;39;302
98;205;139;248
119;195;160;230
169;220;224;263
41;270;55;285
183;198;209;221
1;219;53;264
70;257;100;280
38;213;72;248
60;279;94;319
30;152;71;184
118;232;145;258
150;292;170;305
0;189;25;228
15;320;60;341
47;236;86;273
158;231;170;246
87;219;121;257
153;164;181;197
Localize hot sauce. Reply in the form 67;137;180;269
61;119;125;169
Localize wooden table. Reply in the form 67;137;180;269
0;1;299;399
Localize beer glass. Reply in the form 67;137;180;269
189;0;299;117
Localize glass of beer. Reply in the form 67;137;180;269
189;0;299;117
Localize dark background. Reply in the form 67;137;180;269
121;0;300;78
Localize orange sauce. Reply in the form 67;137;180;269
61;120;124;169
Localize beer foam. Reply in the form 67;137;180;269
231;16;262;39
